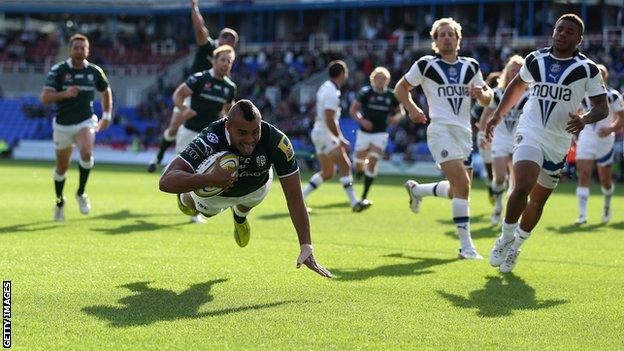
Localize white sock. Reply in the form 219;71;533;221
232;205;249;218
303;173;323;199
602;185;614;209
501;220;518;242
53;171;66;182
576;186;589;218
452;198;474;250
415;180;450;198
511;227;531;250
492;181;505;213
340;175;359;206
79;156;94;169
163;128;176;142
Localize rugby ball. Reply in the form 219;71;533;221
194;151;239;197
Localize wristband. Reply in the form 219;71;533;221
102;111;112;121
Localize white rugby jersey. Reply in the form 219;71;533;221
489;87;530;134
314;80;342;132
517;47;606;139
580;87;624;138
404;55;486;130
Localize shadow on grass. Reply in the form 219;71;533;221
0;209;179;235
331;253;457;281
82;280;294;327
257;201;351;220
437;273;568;317
547;222;612;235
91;220;190;235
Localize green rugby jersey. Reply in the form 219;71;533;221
179;119;298;197
191;38;217;73
183;70;237;133
356;86;400;133
44;59;109;125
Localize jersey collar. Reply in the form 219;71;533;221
224;128;232;145
66;58;90;69
547;46;579;60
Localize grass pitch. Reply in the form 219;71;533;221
1;160;623;350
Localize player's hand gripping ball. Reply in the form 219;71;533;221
194;151;239;197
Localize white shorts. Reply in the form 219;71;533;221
512;131;567;189
311;127;340;155
53;115;98;150
491;129;515;159
354;130;389;152
427;123;472;166
175;125;199;153
190;171;273;216
172;96;192;114
576;133;615;166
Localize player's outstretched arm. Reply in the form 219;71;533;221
190;0;210;46
278;171;332;278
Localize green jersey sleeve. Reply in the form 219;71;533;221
178;128;222;171
94;65;110;92
44;63;62;91
184;72;205;93
270;128;299;177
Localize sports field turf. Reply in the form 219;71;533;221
1;160;623;350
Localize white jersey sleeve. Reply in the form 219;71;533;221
404;59;425;87
610;90;624;113
586;70;606;98
518;54;535;84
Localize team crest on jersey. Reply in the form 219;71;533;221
64;73;72;81
256;155;267;167
277;135;295;161
206;133;219;143
448;67;458;77
204;82;212;90
441;149;449;158
550;62;562;73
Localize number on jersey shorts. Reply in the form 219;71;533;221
311;127;340;155
490;128;515;158
354;130;389;152
52;115;98;150
189;171;273;216
427;123;472;165
576;133;615;166
175;125;199;153
512;127;567;189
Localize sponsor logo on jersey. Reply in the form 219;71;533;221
437;86;469;115
277;135;295;161
87;74;94;81
256;155;267;167
224;87;230;95
206;133;219;143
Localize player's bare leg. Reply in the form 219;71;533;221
354;148;368;179
491;156;511;224
440;159;480;259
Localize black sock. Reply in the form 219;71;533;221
77;165;91;196
155;138;174;164
55;179;65;207
233;211;246;224
362;175;375;199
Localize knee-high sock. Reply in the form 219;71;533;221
340;175;358;206
576;186;589;218
452;198;474;250
53;171;66;206
362;169;377;199
602;185;614;211
414;180;450;198
302;172;323;199
77;157;94;196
